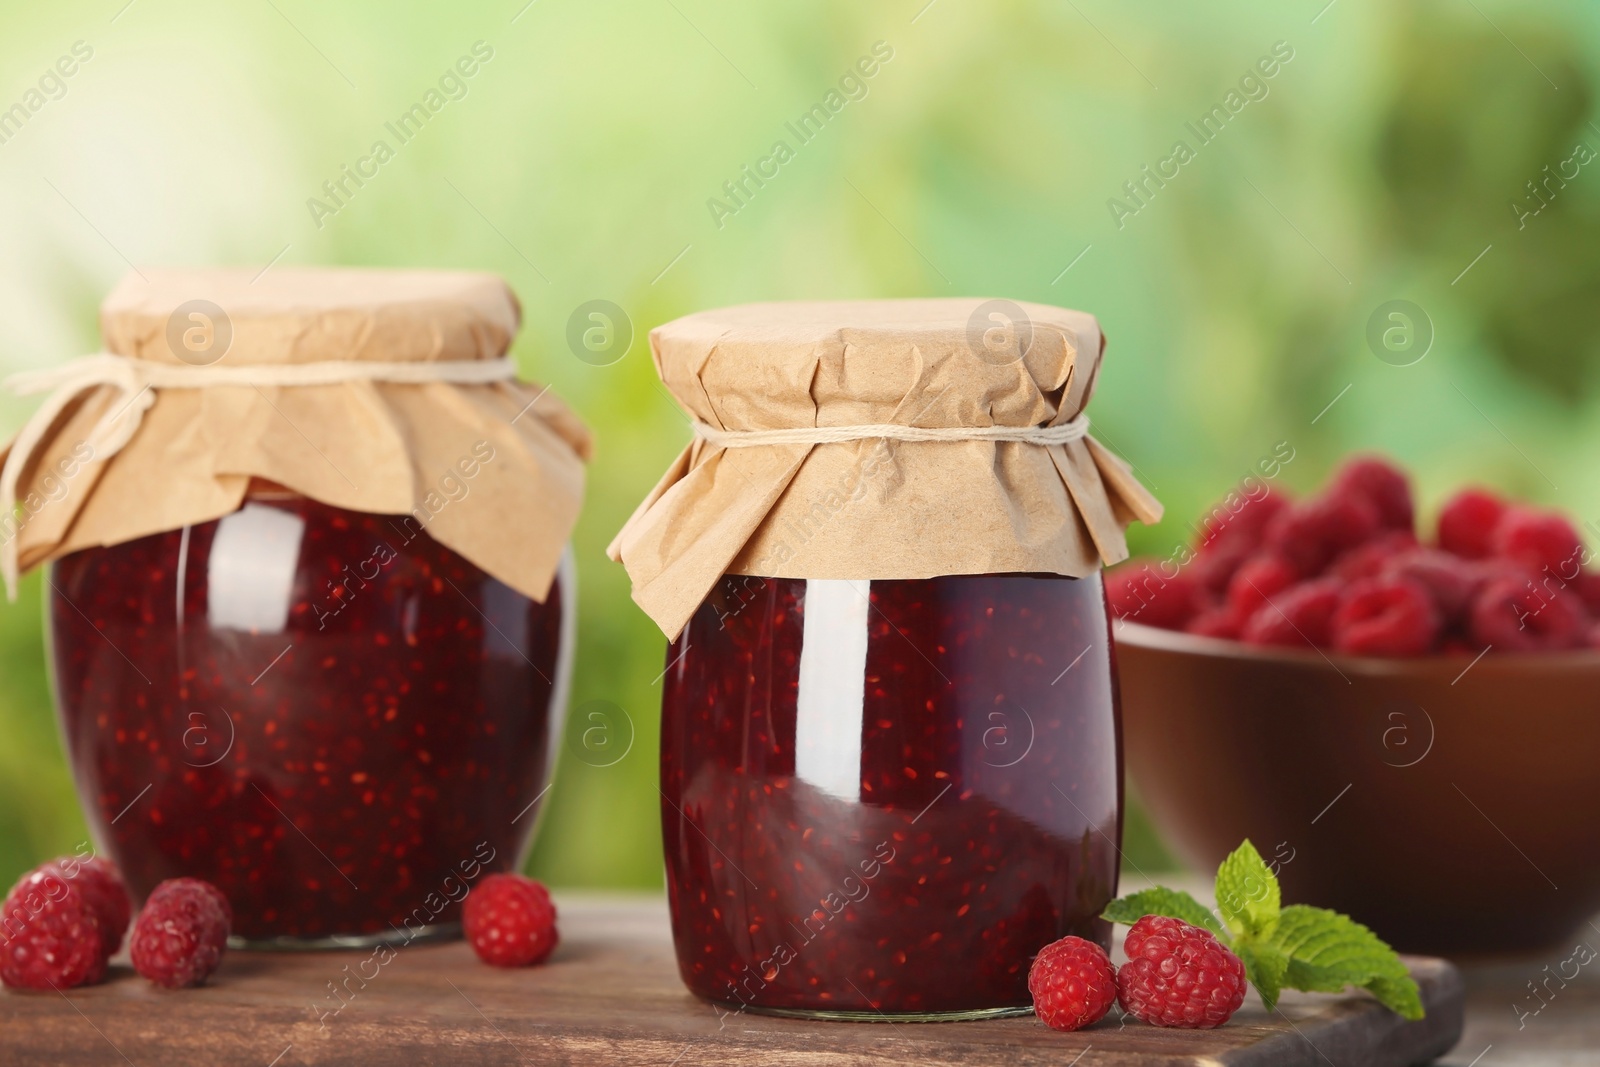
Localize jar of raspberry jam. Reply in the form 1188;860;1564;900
660;571;1119;1018
613;299;1162;1017
4;268;590;947
49;486;574;946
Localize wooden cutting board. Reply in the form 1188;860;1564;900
0;895;1464;1066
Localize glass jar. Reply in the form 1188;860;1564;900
48;486;574;947
659;570;1120;1019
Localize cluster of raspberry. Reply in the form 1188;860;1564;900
1111;456;1597;655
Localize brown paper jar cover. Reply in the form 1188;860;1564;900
609;298;1162;636
2;267;590;601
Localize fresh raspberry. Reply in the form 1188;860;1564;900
1184;607;1243;640
1028;935;1118;1032
1192;487;1290;555
1240;579;1342;647
1385;548;1480;626
1116;916;1247;1029
1332;456;1414;531
1328;531;1419;581
463;874;558;967
193;879;234;930
1491;508;1586;576
66;857;131;959
0;863;106;990
129;878;231;988
1579;573;1600;617
1330;577;1439;656
1469;575;1584;651
1264;492;1381;576
1106;560;1157;619
1472;556;1539;585
1436;488;1507;559
1106;561;1199;630
1191;489;1291;595
1190;544;1248;601
1224;554;1298;621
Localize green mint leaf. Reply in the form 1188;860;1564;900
1269;905;1423;1020
1362;975;1426;1021
1235;941;1289;1012
1271;906;1409;979
1213;839;1280;939
1283;958;1352;993
1103;887;1227;940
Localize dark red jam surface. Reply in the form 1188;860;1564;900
50;495;564;943
660;572;1121;1016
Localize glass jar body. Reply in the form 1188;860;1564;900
659;571;1121;1019
49;490;573;947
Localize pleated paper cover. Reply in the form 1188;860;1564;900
2;267;590;602
608;298;1162;637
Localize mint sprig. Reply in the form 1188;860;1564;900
1103;840;1424;1019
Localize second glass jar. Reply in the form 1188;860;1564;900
659;570;1121;1019
50;487;573;947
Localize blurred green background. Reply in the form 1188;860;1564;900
3;0;1600;891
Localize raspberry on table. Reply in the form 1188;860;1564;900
1117;915;1247;1029
129;878;231;988
1330;577;1439;657
1;863;106;991
463;874;559;968
1491;508;1587;577
1028;935;1117;1032
1332;456;1414;531
1240;579;1343;647
68;857;131;959
192;878;234;930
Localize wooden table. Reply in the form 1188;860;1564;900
1437;946;1600;1067
0;894;1501;1066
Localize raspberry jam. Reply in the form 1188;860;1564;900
49;492;570;946
660;572;1121;1018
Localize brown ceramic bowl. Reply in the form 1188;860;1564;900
1116;619;1600;957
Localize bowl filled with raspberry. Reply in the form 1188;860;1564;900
1109;456;1600;956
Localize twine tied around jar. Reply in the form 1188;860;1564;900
689;414;1091;449
0;353;518;597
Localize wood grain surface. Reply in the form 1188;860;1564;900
0;894;1469;1066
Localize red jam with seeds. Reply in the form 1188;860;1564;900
659;572;1120;1017
50;494;567;944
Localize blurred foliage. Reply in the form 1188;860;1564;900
1376;5;1599;398
2;0;1598;891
